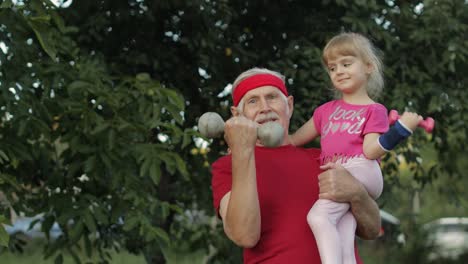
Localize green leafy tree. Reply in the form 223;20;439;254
0;0;466;263
1;1;195;262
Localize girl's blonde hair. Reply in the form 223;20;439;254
322;32;384;100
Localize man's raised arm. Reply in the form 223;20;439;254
219;116;261;247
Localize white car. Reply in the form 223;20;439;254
4;214;62;240
378;209;406;244
424;217;468;260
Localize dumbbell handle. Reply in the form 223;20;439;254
388;110;435;133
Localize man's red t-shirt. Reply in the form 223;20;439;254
211;145;363;264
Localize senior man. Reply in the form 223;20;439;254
211;67;380;263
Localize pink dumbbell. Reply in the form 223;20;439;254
388;110;434;133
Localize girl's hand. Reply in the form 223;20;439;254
399;112;423;132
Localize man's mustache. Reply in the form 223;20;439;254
255;112;279;124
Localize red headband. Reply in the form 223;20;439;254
232;74;288;106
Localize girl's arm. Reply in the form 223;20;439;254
290;117;319;146
363;112;423;160
362;133;386;160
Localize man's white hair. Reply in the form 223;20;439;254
232;67;288;114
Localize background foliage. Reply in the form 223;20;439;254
0;0;467;263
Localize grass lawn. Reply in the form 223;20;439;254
0;238;146;264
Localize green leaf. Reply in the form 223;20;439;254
27;18;57;60
181;129;194;149
18;118;28;137
54;254;63;264
110;203;126;223
50;11;79;34
0;225;10;247
99;152;113;171
31;116;51;136
0;0;13;9
90;122;109;135
139;158;151;178
153;227;169;244
152;103;161;122
0;215;9;224
162;88;185;110
0;150;9;164
83;211;97;233
68;80;92;91
0;173;20;189
41;215;56;241
44;239;61;259
158;203;168;220
149;161;161;185
160;152;176;175
107;129;116;150
122;215;139;231
83;234;92;258
67;81;91;97
84;155;97;172
29;15;51;23
164;103;184;125
69;222;84;244
173;154;189;179
169;203;184;215
34;100;52;122
67;247;81;264
92;207;109;225
136;73;151;82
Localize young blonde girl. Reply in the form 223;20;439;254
291;32;422;264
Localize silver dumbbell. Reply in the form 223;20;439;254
197;112;284;147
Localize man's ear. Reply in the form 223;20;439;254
287;96;294;118
231;106;240;116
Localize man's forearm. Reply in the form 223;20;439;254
224;148;261;247
350;190;381;240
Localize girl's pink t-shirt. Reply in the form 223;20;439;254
313;99;389;163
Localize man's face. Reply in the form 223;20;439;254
232;86;293;137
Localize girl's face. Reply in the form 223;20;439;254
326;55;372;95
